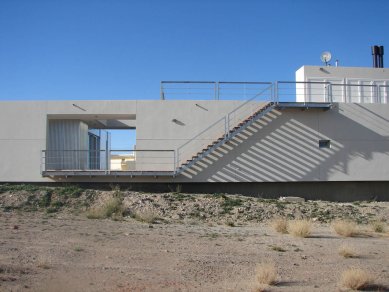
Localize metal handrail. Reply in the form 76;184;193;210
276;81;389;104
175;83;273;170
227;84;273;117
41;149;176;172
176;116;226;167
277;81;332;103
161;81;273;100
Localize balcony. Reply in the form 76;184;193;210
41;150;176;177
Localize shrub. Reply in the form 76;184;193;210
255;263;277;285
288;219;312;237
332;220;358;237
271;218;288;234
220;196;243;214
55;185;83;198
371;221;386;233
226;220;235;227
338;243;357;258
86;197;123;219
38;190;53;208
0;183;41;194
340;268;373;290
131;209;158;224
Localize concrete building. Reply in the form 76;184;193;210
1;64;389;199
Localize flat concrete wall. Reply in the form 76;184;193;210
0;100;137;182
1;100;389;184
136;100;260;166
0;100;246;181
174;103;389;182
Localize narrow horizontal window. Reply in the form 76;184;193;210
319;140;331;149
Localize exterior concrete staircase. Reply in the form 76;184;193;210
176;101;276;175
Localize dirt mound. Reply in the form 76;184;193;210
1;184;388;225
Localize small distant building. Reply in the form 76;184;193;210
110;154;135;171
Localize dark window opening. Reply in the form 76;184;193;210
319;139;331;149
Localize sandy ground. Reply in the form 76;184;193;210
1;211;388;292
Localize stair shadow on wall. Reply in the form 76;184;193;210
179;105;389;183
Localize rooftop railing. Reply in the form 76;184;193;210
160;81;273;101
160;80;389;104
276;81;388;103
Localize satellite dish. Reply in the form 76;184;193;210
320;51;332;65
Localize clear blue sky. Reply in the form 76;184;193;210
1;0;388;149
1;0;388;101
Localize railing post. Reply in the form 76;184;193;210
226;114;230;137
41;151;44;174
160;82;164;100
106;150;109;171
376;84;379;103
173;150;176;173
176;149;180;170
327;83;332;103
224;116;227;137
62;150;64;170
274;81;278;104
215;81;219;100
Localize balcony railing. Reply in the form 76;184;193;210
275;81;388;103
41;150;176;173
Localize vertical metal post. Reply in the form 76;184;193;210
329;83;333;103
224;116;227;137
226;114;230;137
160;82;164;100
274;81;278;104
176;150;180;170
173;150;176;173
106;150;109;171
62;150;64;170
376;84;379;103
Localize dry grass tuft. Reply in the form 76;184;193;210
338;243;357;258
340;268;373;290
255;263;277;286
37;261;51;269
371;221;386;233
131;209;158;224
332;220;359;237
86;197;123;219
287;219;312;238
271;218;288;234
